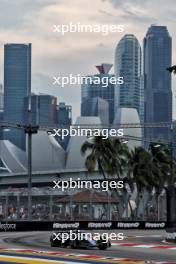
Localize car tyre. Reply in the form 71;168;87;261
98;242;108;250
70;241;77;249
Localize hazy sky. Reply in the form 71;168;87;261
0;0;175;119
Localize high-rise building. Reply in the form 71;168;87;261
81;97;109;124
144;25;172;141
114;34;142;121
56;102;72;126
56;102;72;149
81;64;115;124
4;43;31;150
24;94;57;127
0;84;3;110
0;84;3;141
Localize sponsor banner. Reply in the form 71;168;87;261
53;221;167;230
0;221;168;231
0;223;16;231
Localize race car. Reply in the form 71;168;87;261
50;230;111;250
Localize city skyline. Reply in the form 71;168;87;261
0;0;175;120
0;3;176;261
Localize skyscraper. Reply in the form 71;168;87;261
37;94;57;126
4;43;31;150
81;64;115;124
0;84;3;141
56;102;72;126
0;84;3;110
114;34;142;121
81;97;109;124
24;94;57;127
144;25;172;141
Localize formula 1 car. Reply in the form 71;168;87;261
50;230;111;250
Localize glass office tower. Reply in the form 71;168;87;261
24;94;57;127
144;25;172;141
56;102;72;126
4;43;31;150
81;64;114;124
114;34;142;122
81;97;109;124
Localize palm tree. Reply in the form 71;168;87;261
127;147;153;192
126;144;170;219
126;146;155;219
81;136;129;220
81;136;128;179
148;143;170;189
148;143;170;219
149;143;176;222
81;136;114;179
104;138;129;179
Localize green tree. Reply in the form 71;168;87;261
126;146;154;219
81;136;128;179
81;136;112;179
126;144;169;219
149;143;176;222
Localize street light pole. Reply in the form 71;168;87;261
168;141;176;227
28;130;32;220
165;187;171;223
24;125;38;220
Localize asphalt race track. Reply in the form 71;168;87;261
0;230;176;263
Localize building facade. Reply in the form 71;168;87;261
81;64;114;124
56;102;72;126
4;43;31;150
24;94;57;127
56;102;72;149
0;84;3;110
114;34;142;122
81;97;109;124
144;25;172;142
